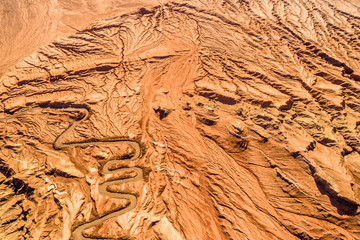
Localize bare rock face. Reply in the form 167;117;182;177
1;0;360;239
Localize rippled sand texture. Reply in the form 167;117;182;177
1;0;360;239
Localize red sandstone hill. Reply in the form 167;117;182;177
0;0;360;239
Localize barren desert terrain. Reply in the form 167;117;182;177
1;0;360;239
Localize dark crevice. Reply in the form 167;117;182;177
0;158;34;198
0;158;16;178
138;7;154;15
308;165;359;216
198;90;237;105
11;178;35;198
153;106;171;120
53;196;63;209
306;141;316;151
35;102;90;111
315;179;358;216
45;168;77;178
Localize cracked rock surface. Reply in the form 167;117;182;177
1;0;360;239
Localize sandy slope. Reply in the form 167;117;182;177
0;0;161;76
1;0;360;239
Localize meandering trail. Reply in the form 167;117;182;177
0;107;143;240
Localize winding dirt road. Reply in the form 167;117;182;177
0;107;143;240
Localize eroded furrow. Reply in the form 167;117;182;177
1;107;143;240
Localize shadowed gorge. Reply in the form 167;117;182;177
1;0;360;239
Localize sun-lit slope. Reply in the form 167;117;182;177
0;0;161;77
1;0;360;239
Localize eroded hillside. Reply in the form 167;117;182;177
1;0;360;239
